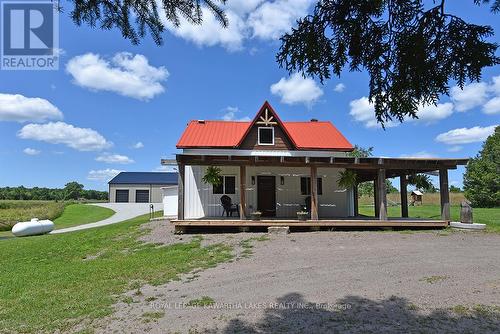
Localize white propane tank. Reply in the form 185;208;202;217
12;218;55;237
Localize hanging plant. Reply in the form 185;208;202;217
337;169;357;189
202;166;222;186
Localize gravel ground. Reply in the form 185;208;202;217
93;221;500;333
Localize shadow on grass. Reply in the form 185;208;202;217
213;293;499;333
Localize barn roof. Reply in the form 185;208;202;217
176;101;353;151
108;172;178;185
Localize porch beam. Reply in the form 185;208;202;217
239;165;247;220
400;174;409;218
439;168;450;221
177;163;185;220
353;184;359;217
310;166;319;220
377;169;387;221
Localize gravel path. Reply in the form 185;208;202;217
51;203;155;234
94;223;500;333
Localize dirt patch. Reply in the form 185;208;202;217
93;229;500;333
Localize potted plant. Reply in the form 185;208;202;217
250;211;262;220
202;166;222;186
297;211;309;221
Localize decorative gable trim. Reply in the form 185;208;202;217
236;101;297;148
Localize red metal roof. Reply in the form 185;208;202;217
283;122;353;150
177;121;251;148
176;101;353;151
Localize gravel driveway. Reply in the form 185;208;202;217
94;223;500;333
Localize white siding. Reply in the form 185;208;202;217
183;165;353;219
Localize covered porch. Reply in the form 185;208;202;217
167;155;468;232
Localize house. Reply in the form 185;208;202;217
165;101;468;231
108;172;178;209
410;190;423;206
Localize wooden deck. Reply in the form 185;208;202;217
171;218;448;233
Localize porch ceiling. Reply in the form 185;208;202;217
169;155;468;181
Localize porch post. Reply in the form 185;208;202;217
310;165;319;220
373;179;379;218
439;168;450;221
177;163;185;220
353;183;359;217
377;169;387;221
400;174;409;218
239;165;247;220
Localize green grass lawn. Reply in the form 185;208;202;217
359;205;500;232
53;204;115;229
0;214;232;333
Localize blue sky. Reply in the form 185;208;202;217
0;0;499;191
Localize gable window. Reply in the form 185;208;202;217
213;176;236;194
258;127;274;145
300;177;323;195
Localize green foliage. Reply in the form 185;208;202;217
64;182;84;200
0;213;233;332
386;180;398;194
407;174;436;192
358;181;374;197
69;0;228;45
464;126;500;207
337;170;357;189
202;166;222;186
0;184;107;201
0;201;66;231
349;145;373;158
450;185;462;193
277;0;500;127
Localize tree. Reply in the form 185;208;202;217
407;174;436;192
464;126;500;207
277;0;500;127
450;185;462;193
69;0;227;45
64;182;84;200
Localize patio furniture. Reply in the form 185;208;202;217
220;195;239;217
304;196;311;214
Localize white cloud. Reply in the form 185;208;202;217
447;145;463;152
23;148;40;155
412;103;454;123
132;141;144;149
491;76;500;95
221;106;251;121
450;82;489;112
333;83;345;93
270;73;323;106
348;97;398;128
483;97;500;115
400;151;436;158
435;125;497;145
350;97;454;128
0;93;62;122
18;122;112;151
66;52;168;100
87;169;123;181
248;0;313;39
96;153;134;164
153;165;178;173
164;0;313;51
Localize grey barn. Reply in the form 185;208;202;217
108;172;178;203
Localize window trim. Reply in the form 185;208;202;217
257;127;275;145
212;175;236;195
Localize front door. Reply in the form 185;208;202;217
257;176;276;217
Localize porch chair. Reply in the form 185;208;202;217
220;195;240;217
304;196;312;214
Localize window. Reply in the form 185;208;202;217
135;190;149;203
300;177;323;195
213;176;236;194
258;127;274;145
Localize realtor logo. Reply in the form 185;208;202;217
1;0;59;70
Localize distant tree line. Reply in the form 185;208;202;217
0;182;108;201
